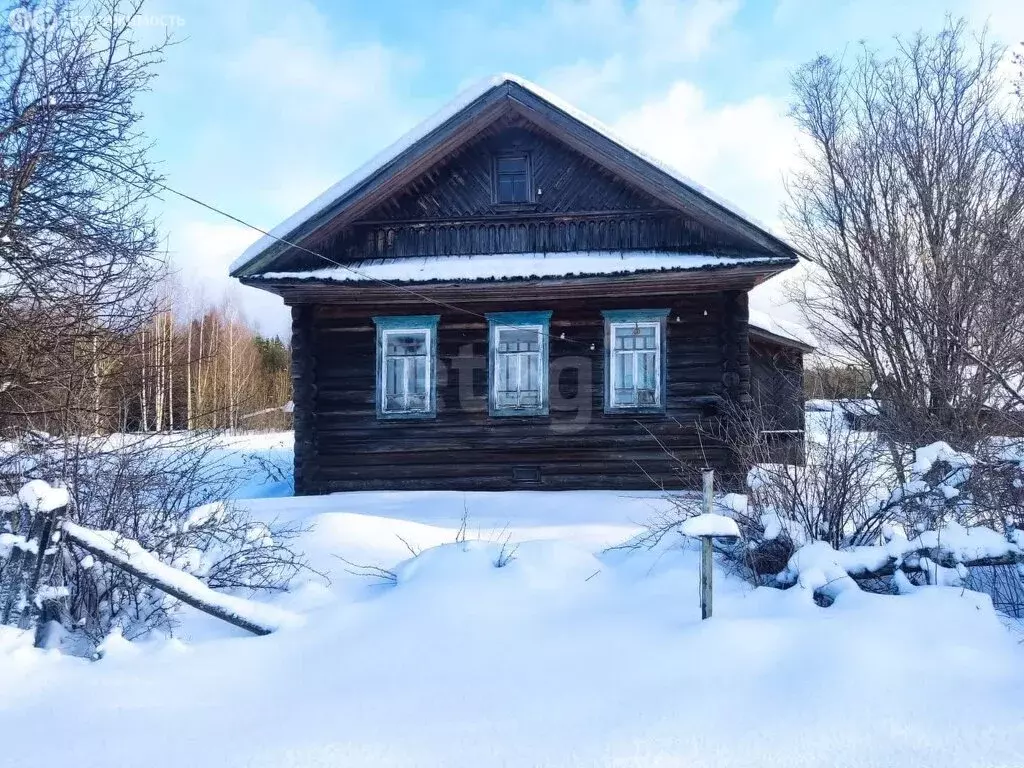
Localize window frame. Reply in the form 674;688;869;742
373;315;440;420
487;310;551;417
602;309;669;414
492;152;533;205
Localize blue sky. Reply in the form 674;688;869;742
139;0;1022;336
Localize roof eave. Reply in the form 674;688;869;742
749;325;816;353
239;258;797;305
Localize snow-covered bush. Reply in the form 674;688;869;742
5;432;312;647
639;400;1024;608
744;408;893;562
677;403;899;581
748;434;1024;603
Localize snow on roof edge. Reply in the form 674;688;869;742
229;74;512;275
230;73;796;277
495;75;788;247
251;251;791;285
748;307;817;350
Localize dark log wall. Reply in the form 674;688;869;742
287;119;756;270
750;339;804;431
750;338;805;464
291;305;317;491
292;290;751;494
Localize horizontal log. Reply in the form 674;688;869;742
852;551;1024;580
62;524;287;637
315;449;703;469
315;433;728;454
312;413;719;435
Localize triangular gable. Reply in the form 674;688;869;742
230;74;799;278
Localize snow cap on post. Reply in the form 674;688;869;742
680;513;741;539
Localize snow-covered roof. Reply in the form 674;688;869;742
230;75;514;276
255;250;810;349
254;251;790;284
231;74;798;277
748;308;817;351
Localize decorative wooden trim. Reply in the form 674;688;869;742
486;310;552;417
372;315;441;420
354;209;678;227
601;308;669;414
600;308;671;322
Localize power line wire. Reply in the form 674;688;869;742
129;169;602;352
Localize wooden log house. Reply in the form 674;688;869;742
231;75;813;494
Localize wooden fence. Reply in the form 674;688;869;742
0;498;66;635
1;489;285;643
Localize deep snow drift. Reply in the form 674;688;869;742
1;436;1023;767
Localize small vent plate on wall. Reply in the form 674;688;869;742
511;466;542;483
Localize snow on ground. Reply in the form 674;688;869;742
1;433;1023;767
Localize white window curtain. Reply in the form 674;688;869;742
382;329;430;413
494;326;542;409
487;311;551;416
609;322;661;408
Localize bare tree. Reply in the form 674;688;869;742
786;19;1024;447
0;0;169;435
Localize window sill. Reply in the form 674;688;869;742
490;407;549;418
377;411;437;421
603;405;667;416
491;202;540;213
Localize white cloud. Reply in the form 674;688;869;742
611;81;806;323
224;38;413;129
614;80;799;231
543;56;628;111
544;0;738;62
540;0;740;110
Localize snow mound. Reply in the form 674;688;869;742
394;539;602;591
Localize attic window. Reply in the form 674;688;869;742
493;153;531;204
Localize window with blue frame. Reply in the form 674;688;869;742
373;315;439;418
488;311;551;416
602;309;668;411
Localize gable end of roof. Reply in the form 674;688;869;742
230;75;801;279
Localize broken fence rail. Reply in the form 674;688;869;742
1;485;294;639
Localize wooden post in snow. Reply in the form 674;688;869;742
681;469;741;621
700;468;714;620
18;503;65;631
